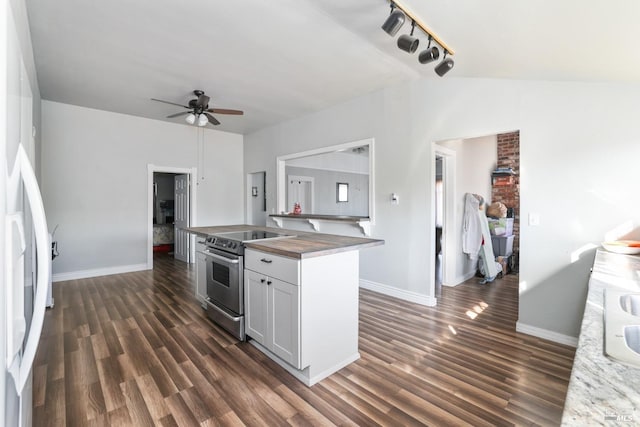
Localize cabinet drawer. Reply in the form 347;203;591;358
245;249;299;285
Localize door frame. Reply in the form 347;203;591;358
429;143;456;299
147;164;197;270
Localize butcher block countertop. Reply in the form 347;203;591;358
186;225;384;259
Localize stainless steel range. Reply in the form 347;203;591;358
202;230;293;340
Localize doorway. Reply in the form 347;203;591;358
430;132;521;303
147;165;197;270
287;175;314;214
247;171;267;226
430;144;456;300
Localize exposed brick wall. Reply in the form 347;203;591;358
492;131;520;255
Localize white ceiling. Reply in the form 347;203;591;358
25;0;640;134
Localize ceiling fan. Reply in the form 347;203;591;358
151;90;243;127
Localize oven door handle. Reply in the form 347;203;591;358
203;250;240;264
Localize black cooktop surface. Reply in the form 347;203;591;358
214;230;292;242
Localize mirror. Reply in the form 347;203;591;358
276;138;374;219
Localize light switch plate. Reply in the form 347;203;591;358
529;213;540;226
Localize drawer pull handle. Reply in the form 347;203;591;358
267;280;272;285
260;278;266;283
260;258;273;264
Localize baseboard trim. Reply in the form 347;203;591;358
444;271;477;287
52;263;149;282
516;321;578;347
359;279;436;307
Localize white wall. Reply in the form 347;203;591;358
41;101;244;276
245;77;640;340
439;135;497;284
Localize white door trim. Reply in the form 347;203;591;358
147;164;197;270
430;143;456;299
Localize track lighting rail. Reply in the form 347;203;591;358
388;0;454;56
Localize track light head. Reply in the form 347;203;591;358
435;52;454;77
381;5;405;36
185;113;196;125
418;38;440;64
397;21;419;54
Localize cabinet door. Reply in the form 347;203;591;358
195;242;207;305
244;270;268;345
269;278;300;368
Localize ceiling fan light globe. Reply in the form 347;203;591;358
185;113;196;125
197;114;208;127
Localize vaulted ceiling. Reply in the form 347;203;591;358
25;0;640;134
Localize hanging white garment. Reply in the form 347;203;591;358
462;193;482;259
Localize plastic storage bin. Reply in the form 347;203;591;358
491;235;514;257
488;218;514;236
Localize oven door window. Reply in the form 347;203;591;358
211;261;230;287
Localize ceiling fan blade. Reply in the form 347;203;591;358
208;108;244;116
166;111;190;118
151;98;189;108
196;94;210;109
204;113;220;125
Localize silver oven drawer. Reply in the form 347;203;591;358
205;299;245;341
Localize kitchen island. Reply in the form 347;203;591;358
187;225;384;386
561;249;640;425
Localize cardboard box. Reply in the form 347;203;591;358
488;218;514;236
496;255;510;276
491;235;514;257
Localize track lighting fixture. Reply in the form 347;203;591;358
435;52;454;77
381;3;405;36
197;113;208;127
380;0;455;76
185;113;196;125
397;21;419;54
418;36;439;64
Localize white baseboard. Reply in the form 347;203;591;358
359;279;437;307
516;321;578;347
443;271;477;287
52;263;148;282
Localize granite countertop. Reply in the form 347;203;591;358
561;249;640;425
186;225;384;259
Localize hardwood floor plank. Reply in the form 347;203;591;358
133;373;171;421
165;392;201;427
120;379;155;426
96;356;126;412
35;254;574;426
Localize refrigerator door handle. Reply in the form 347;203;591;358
7;144;50;395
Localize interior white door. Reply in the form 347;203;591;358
174;174;189;263
287;176;313;214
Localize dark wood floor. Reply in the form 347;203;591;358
33;254;575;426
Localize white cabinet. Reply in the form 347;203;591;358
195;239;207;306
244;248;361;386
244;262;300;368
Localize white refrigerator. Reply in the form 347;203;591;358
2;1;51;424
